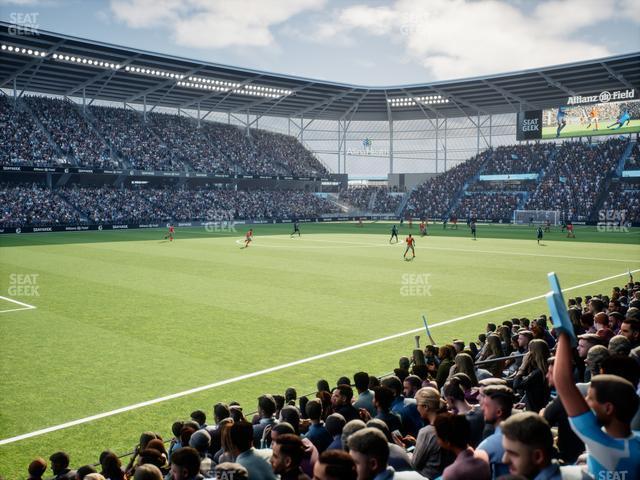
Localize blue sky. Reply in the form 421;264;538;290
1;0;639;86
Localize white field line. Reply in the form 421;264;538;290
235;236;636;264
0;268;636;446
0;295;37;314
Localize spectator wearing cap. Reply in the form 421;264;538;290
477;386;514;479
27;458;47;480
189;429;214;477
434;413;490;480
585;345;610;381
49;452;75;480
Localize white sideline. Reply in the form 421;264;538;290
0;295;37;314
0;269;637;446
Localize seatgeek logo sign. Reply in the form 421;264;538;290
567;89;635;105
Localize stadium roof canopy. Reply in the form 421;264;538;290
1;22;639;122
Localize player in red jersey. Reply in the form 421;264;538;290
408;216;413;230
450;215;458;229
566;222;575;238
244;228;254;248
419;220;427;237
164;225;175;241
404;234;415;260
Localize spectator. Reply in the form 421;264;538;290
49;452;75;480
312;450;357;480
354;372;376;417
27;458;47;480
477;386;514;479
270;433;310;480
304;399;333;453
226;421;276;480
168;447;203;480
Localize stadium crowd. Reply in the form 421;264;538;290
0;96;62;168
0;184;340;226
600;182;640;224
524;138;627;220
340;186;403;213
452;192;523;222
482;144;554;174
21;280;640;480
0;95;328;177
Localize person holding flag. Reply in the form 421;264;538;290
404;233;415;260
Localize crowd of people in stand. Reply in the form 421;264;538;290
22;281;640;480
452;192;523;222
339;186;403;213
524;139;627;221
600;182;640;224
0;95;328;177
482;144;554;175
0;96;62;168
0;183;339;226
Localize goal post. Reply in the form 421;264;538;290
513;210;560;226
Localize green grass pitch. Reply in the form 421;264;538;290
542;119;640;139
0;222;639;478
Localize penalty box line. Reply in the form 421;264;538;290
0;268;636;446
0;296;37;314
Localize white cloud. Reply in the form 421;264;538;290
110;0;326;48
306;0;637;80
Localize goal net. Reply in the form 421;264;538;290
513;210;560;226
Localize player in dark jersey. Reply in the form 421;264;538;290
556;106;567;138
608;109;631;130
164;225;175;241
390;224;399;243
404;234;415;259
470;220;477;240
442;215;448;229
291;221;301;237
537;226;544;245
243;228;253;248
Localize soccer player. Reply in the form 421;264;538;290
404;233;415;259
586;105;599;130
566;222;575;238
537;226;543;245
442;215;448;229
291;221;301;237
164;224;175;241
419;220;427;237
470;220;477;240
244;228;253;248
608;109;631;130
451;215;458;229
390;224;399;243
408;217;413;230
556;106;567;138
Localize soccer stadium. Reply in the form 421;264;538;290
0;3;639;480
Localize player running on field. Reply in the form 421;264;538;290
291;221;301;237
390;224;399;243
404;234;415;259
164;225;175;241
244;228;253;248
537;226;543;245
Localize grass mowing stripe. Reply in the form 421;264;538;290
1;267;636;447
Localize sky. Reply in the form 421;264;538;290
1;0;639;86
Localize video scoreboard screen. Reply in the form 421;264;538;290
516;88;640;140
